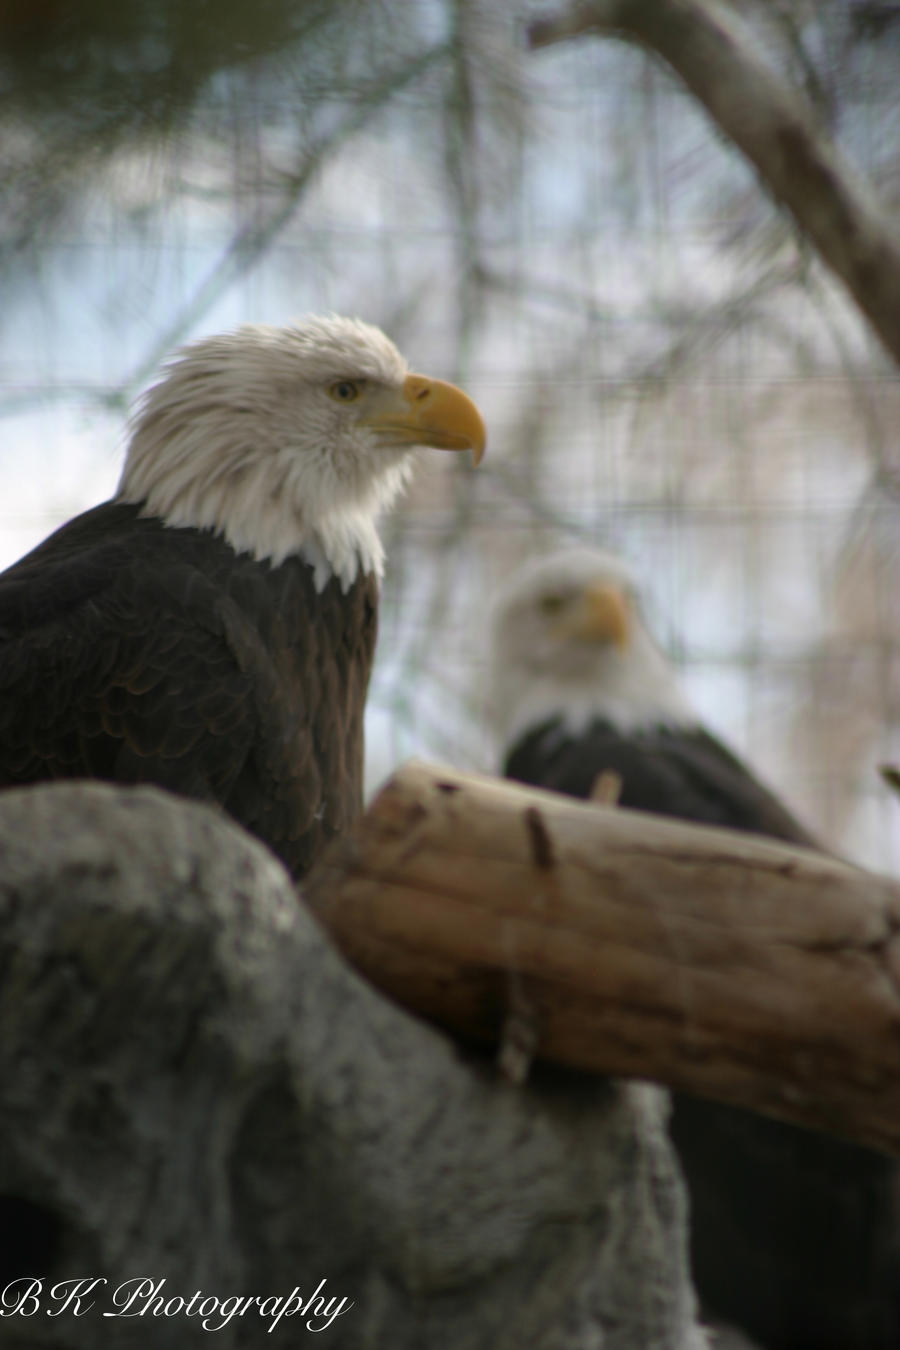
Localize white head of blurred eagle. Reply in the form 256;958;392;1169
488;547;815;843
0;314;485;879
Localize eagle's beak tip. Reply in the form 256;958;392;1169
403;372;486;465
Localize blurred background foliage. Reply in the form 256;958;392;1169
2;0;900;869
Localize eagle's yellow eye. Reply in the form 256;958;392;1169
329;379;362;403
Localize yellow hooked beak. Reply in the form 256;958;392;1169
361;373;486;466
559;582;631;649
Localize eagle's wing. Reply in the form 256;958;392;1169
2;541;240;782
641;725;819;847
0;510;336;877
504;718;818;847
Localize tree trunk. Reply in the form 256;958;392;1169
0;780;703;1350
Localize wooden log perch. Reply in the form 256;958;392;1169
305;760;900;1157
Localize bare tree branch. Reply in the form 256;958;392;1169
527;0;900;370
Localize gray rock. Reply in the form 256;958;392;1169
0;782;705;1349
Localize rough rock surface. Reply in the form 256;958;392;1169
0;782;705;1349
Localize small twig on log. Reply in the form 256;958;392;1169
305;760;900;1156
500;805;560;1082
497;965;542;1085
527;0;900;373
590;770;623;805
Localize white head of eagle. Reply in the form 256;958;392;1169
489;546;817;849
489;547;694;748
118;314;486;591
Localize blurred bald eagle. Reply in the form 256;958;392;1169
491;548;816;843
0;315;485;881
489;548;900;1350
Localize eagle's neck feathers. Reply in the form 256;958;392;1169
118;408;413;590
494;626;696;752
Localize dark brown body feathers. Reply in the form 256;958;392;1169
0;502;378;880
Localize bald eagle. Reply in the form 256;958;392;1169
491;548;817;843
489;548;900;1350
0;315;485;881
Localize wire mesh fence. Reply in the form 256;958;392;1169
1;0;898;871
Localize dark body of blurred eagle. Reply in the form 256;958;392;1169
0;315;484;881
489;547;900;1350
